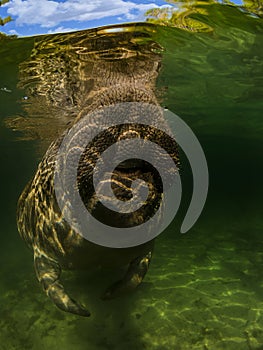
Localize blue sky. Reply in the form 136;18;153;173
0;0;171;37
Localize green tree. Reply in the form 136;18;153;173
0;0;11;26
242;0;263;16
145;0;262;29
145;0;214;32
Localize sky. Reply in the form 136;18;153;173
0;0;171;37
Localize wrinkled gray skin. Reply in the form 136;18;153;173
16;26;179;317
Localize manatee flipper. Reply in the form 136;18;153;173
34;248;90;317
101;251;152;300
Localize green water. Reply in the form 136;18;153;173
0;2;262;350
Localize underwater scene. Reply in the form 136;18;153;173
0;1;263;349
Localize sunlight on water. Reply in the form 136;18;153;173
0;1;262;349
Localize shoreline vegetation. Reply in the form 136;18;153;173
145;0;262;32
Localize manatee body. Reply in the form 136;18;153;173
16;26;179;317
18;140;154;317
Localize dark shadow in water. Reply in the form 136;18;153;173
63;267;153;349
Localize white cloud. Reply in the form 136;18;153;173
8;29;20;35
5;0;162;28
47;26;79;34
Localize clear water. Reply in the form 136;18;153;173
0;2;262;349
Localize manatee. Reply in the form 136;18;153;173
14;24;179;317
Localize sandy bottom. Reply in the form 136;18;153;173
0;207;262;350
